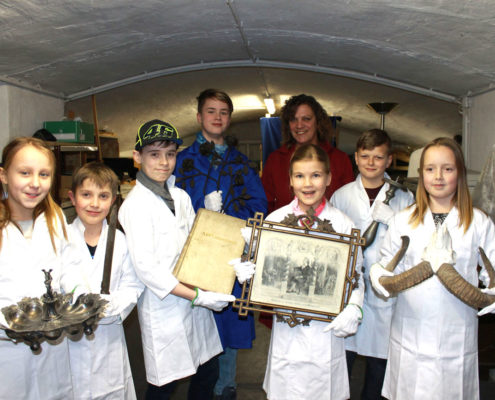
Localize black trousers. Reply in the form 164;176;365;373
346;350;387;400
145;356;219;400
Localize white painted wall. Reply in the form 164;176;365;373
464;89;495;173
0;84;64;151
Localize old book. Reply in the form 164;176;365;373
173;208;246;294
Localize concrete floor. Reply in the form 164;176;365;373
124;310;495;400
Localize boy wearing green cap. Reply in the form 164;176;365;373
119;119;235;399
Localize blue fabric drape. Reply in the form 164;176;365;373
260;117;281;164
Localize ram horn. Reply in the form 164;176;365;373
380;261;434;294
384;236;410;272
435;247;495;309
378;236;434;294
479;247;495;289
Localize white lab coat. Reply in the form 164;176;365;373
64;217;144;400
379;206;495;400
262;200;364;400
118;178;222;386
331;174;414;358
0;213;74;400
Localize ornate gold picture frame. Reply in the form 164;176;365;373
234;212;364;327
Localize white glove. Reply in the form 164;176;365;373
477;287;495;316
0;313;9;340
421;225;456;273
193;289;235;312
229;258;256;284
372;200;394;225
70;285;89;304
369;263;393;298
0;312;9;329
323;305;362;337
241;227;253;245
100;294;121;318
204;190;223;212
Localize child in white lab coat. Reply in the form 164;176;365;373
331;129;413;398
0;137;73;399
118;120;236;400
262;143;364;400
371;137;495;399
65;161;144;399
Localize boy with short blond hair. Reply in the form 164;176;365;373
119;119;234;399
175;90;267;400
331;129;413;399
66;161;144;400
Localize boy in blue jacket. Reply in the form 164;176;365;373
175;89;267;400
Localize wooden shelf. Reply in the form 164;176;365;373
51;142;99;204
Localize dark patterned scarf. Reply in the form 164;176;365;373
137;170;175;215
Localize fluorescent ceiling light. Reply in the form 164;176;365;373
264;98;275;114
232;95;264;110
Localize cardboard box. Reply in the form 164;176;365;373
44;121;95;143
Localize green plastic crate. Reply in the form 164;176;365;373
43;121;95;143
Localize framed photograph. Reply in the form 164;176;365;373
234;212;364;327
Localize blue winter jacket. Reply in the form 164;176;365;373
175;137;267;348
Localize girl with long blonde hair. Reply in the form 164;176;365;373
0;137;73;399
371;137;495;399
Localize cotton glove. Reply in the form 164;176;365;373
323;305;362;337
229;258;256;284
372;200;394;225
204;190;223;212
0;313;9;340
241;227;253;245
100;294;121;318
369;263;393;298
70;285;89;304
193;289;235;312
421;225;456;273
477;287;495;316
0;312;8;329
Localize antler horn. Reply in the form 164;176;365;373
379;236;434;294
435;247;495;309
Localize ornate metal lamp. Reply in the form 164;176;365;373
367;102;398;130
1;269;107;352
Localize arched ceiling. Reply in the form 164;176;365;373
2;0;495;153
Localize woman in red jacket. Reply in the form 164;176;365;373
262;94;354;213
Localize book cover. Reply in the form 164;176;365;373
173;208;246;294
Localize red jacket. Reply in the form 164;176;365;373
261;141;354;213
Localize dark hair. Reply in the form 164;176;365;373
356;129;392;154
72;162;119;197
289;143;331;176
280;94;332;147
409;137;472;232
0;137;67;251
197;89;233;115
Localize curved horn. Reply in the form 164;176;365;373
436;262;495;309
384;236;410;272
377;236;434;295
380;261;434;294
479;247;495;289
